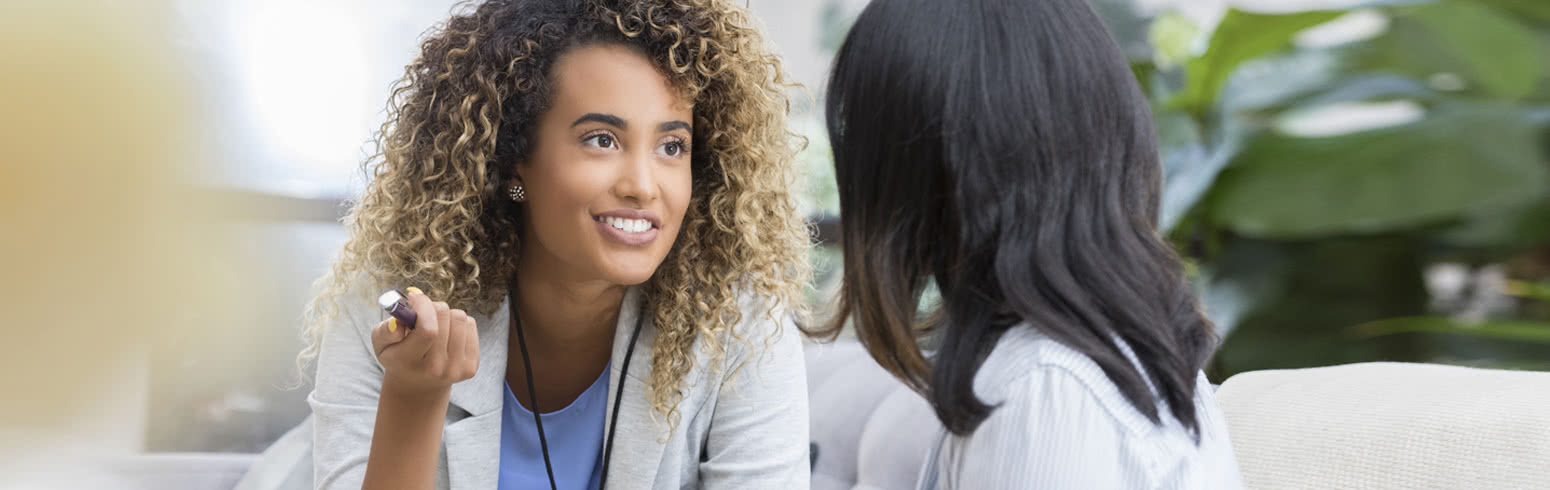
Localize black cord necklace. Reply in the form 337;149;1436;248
509;287;645;490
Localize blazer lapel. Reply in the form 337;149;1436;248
601;286;666;488
448;294;509;415
444;294;510;490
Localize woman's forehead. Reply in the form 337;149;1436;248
547;44;694;121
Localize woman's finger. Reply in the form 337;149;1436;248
369;317;409;358
444;308;468;369
462;316;480;373
430;301;452;360
401;288;440;358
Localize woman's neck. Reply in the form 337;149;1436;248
512;248;627;355
507;246;625;412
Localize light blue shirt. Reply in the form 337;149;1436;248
918;327;1244;489
499;364;610;490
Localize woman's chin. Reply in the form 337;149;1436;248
598;262;664;287
588;240;675;287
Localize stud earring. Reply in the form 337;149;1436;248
508;185;526;202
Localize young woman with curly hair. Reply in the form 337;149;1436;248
239;1;812;489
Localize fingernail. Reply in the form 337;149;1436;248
389;317;398;333
406;286;423;295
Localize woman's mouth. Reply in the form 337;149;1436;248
594;215;655;233
593;214;660;246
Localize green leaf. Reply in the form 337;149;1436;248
1148;10;1201;70
1364;2;1547;99
1260;74;1436;113
1131;61;1158;97
1217;50;1342;113
1505;280;1550;302
1207;105;1549;238
1432;197;1550;250
1475;0;1550;27
1169;8;1344;116
1355;316;1550;344
1161;139;1241;232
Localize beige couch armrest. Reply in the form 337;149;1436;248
1217;362;1550;490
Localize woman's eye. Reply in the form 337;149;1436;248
659;140;688;158
584;133;617;149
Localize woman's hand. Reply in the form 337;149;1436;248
370;288;480;395
361;288;480;490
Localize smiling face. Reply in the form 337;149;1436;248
514;42;694;287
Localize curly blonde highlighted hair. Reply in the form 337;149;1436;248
299;0;811;426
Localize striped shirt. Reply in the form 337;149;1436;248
918;327;1244;489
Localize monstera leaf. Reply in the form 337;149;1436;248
1362;1;1547;100
1170;9;1344;117
1206;105;1548;238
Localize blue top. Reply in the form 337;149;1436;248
499;364;610;490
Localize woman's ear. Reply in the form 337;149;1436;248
494;153;527;203
510;159;527;180
508;160;528;200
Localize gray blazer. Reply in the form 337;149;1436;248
237;286;810;490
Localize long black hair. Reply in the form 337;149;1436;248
812;0;1217;437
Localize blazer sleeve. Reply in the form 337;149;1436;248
697;307;812;489
306;295;390;490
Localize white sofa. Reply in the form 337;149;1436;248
1213;362;1550;489
53;341;1550;490
804;342;1550;490
3;453;258;490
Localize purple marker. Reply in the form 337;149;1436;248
378;290;418;330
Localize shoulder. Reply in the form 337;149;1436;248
945;327;1241;488
972;327;1159;437
722;288;802;358
689;288;805;388
316;271;394;332
309;271;397;373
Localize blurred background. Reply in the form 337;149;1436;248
2;0;1547;467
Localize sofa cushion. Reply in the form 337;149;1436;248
1216;362;1550;489
854;384;937;490
806;341;943;490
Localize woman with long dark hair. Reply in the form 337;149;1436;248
810;0;1244;487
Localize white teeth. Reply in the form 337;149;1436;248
600;216;650;233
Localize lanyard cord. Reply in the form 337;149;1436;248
509;288;646;490
599;306;644;489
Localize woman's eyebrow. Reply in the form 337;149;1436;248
571;112;627;129
658;120;690;133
